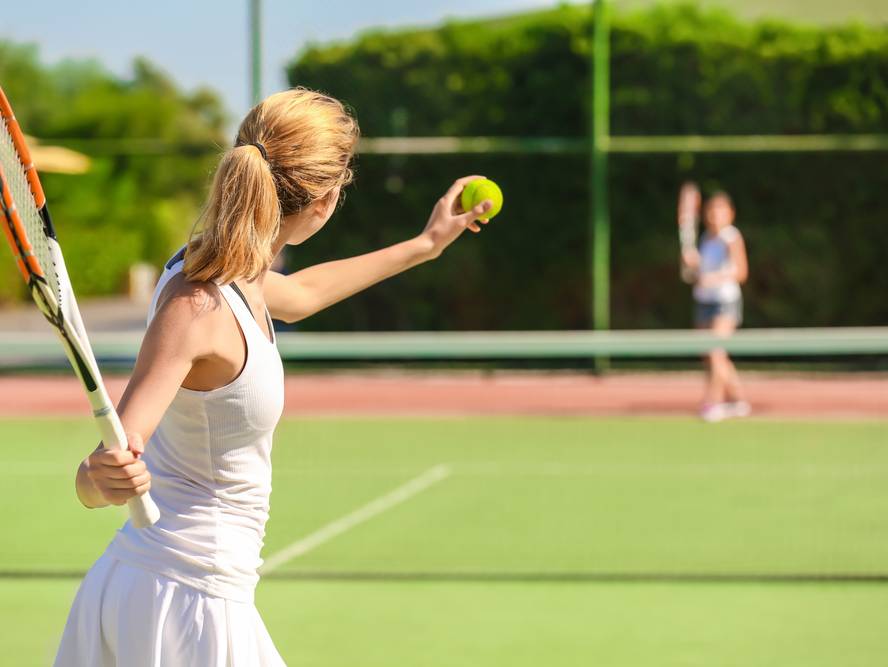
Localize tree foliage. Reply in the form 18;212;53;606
285;4;888;330
0;43;226;301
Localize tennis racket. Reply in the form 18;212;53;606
677;180;700;283
0;86;160;528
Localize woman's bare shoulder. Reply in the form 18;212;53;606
148;275;230;351
155;274;225;318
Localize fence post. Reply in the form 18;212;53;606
249;0;263;106
590;0;611;368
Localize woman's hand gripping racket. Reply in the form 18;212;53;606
677;181;701;284
0;86;159;528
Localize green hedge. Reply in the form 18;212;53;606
285;4;888;330
0;44;226;302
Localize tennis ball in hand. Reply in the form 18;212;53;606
461;178;503;222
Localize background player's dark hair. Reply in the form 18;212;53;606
706;190;734;208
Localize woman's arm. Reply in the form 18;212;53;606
681;247;701;271
677;182;701;283
76;280;222;508
264;236;433;323
265;176;492;323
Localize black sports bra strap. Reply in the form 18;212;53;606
228;281;275;344
228;282;252;313
165;246;186;270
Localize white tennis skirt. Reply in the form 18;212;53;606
54;552;285;666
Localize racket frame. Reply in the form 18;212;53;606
0;86;159;528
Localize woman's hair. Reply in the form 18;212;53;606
184;87;359;284
706;190;734;209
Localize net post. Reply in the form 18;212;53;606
249;0;263;106
386;107;409;193
590;0;611;370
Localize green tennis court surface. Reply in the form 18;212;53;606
2;417;887;666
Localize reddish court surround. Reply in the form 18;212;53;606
0;372;885;419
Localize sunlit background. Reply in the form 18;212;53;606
1;1;887;665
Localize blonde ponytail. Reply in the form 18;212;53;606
184;144;280;283
184;87;359;284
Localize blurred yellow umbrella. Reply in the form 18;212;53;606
25;135;91;174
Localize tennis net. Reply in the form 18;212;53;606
0;327;886;367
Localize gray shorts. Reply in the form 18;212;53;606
694;298;743;327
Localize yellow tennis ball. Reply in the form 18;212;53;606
461;178;503;222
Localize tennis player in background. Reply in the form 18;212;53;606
54;88;493;666
679;187;751;422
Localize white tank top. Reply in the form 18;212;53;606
693;225;742;304
109;251;284;602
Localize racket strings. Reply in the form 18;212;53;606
0;115;62;307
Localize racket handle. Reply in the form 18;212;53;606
126;494;161;529
95;407;161;529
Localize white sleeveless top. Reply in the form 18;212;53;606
109;252;284;603
693;225;742;304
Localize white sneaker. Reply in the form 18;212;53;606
724;401;751;418
700;403;729;422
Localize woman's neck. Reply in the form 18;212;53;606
238;235;287;292
271;234;289;262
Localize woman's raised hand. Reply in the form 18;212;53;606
420;176;493;259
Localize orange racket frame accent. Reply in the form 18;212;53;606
0;172;30;280
0;87;47;281
0;165;43;280
0;87;47;208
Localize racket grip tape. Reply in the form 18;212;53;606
95;407;161;529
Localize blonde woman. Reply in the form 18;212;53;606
680;189;751;422
54;89;493;666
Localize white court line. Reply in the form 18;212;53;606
260;464;451;575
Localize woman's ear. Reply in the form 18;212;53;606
323;186;341;217
309;187;340;222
